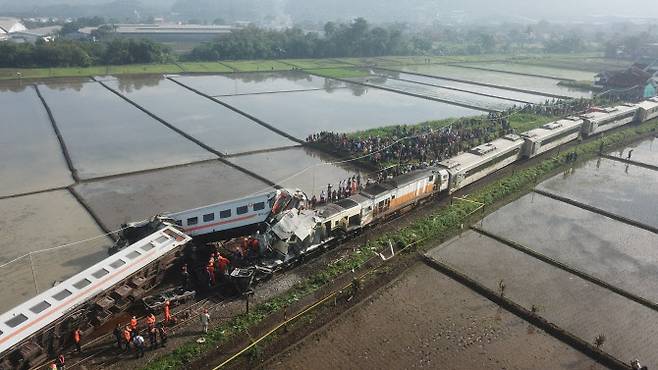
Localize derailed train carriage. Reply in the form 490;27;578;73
3;98;658;368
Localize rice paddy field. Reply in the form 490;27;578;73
0;52;640;344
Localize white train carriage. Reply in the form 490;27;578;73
636;97;658;122
316;198;365;236
168;190;282;238
0;226;191;368
521;117;584;158
439;134;524;192
580;104;638;137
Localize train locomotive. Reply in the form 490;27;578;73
1;97;657;369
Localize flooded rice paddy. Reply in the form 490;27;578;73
0;83;73;197
457;62;597;81
267;263;601;370
350;75;520;111
218;85;481;139
171;71;345;96
617;136;658;168
480;192;658;302
378;70;552;104
228;146;368;197
426;231;658;367
38;80;216;179
74;160;272;230
537;158;658;228
0;190;112;312
104;76;297;155
400;64;592;98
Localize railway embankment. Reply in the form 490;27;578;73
140;118;658;370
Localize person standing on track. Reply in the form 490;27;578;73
158;323;168;347
133;333;145;358
164;300;171;325
113;324;122;349
130;316;138;334
122;325;132;351
200;309;210;334
56;353;65;370
72;328;82;354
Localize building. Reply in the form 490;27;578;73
8;26;61;44
0;17;27;35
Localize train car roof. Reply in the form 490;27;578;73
316;198;361;218
636;99;658;110
521;117;583;142
580;104;637;122
438;134;523;174
0;226;191;356
360;168;436;199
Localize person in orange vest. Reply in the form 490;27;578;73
217;254;230;275
130;316;138;333
146;312;156;329
249;237;260;258
206;260;216;286
163;301;171;325
50;363;57;370
72;328;82;354
122;326;132;351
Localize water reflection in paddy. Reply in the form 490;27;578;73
219;85;481;140
105;76;297;155
0;83;73;197
38;80;215;179
172;71;346;96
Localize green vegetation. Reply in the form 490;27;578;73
558;80;602;92
221;60;292;72
141;110;657;369
177;62;233;73
284;59;353;69
306;68;370;79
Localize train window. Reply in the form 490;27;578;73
187;217;198;226
110;260;126;269
220;209;231;218
253;202;265;211
155;236;169;244
5;314;28;328
236;206;248;215
429;175;434;182
92;269;109;279
203;213;215;222
175;220;183;226
73;279;92;289
141;243;155;251
52;289;72;301
126;251;141;260
30;301;51;314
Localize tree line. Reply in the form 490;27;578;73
186;18;430;60
0;39;173;68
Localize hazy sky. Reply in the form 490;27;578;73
2;0;657;22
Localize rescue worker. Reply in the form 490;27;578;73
200;309;210;334
50;363;57;370
163;301;171;325
122;325;132;351
133;333;145;358
113;324;122;348
146;312;156;330
148;325;158;348
56;353;65;370
72;328;82;354
130;316;138;333
249;237;260;258
217;254;230;275
207;260;216;286
158;323;168;347
181;263;191;289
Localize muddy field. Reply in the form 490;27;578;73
426;231;658;367
0;190;112;312
266;263;602;370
